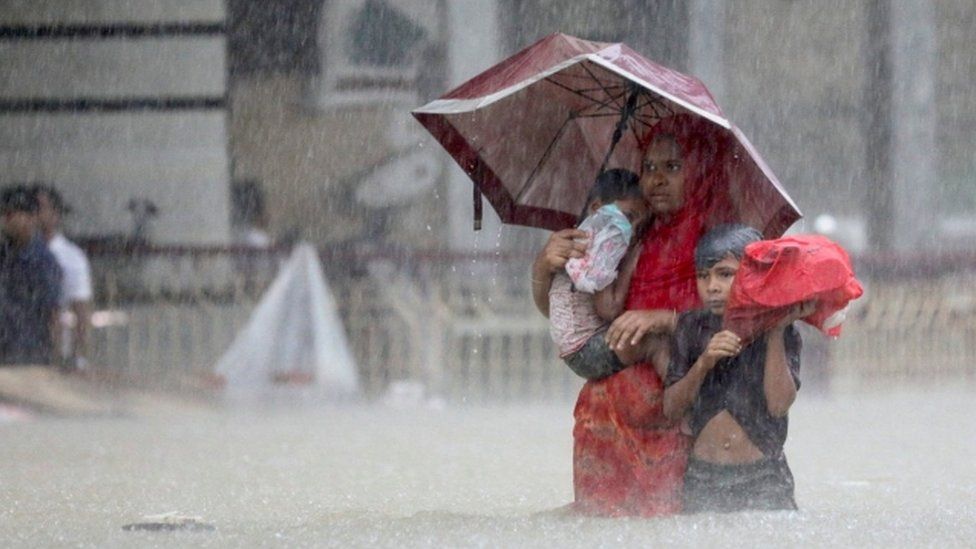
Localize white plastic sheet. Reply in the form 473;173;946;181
214;243;359;396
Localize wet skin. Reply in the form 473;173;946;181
640;135;685;218
692;255;766;464
601;136;689;364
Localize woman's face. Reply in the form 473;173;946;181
640;135;686;216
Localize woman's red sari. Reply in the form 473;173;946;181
571;115;726;516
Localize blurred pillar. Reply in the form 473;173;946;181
890;0;937;250
863;0;894;252
688;0;727;105
445;0;505;251
865;0;938;252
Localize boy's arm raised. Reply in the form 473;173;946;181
763;302;812;416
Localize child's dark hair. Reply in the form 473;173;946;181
578;168;642;224
695;223;762;270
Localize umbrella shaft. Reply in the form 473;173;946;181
598;86;641;175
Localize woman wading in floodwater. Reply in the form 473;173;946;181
532;114;732;516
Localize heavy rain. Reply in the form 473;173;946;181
1;0;974;546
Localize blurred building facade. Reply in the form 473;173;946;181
2;0;973;395
226;0;975;254
0;0;233;245
1;0;974;252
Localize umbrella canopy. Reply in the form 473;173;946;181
413;32;801;236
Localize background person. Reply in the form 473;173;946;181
0;185;62;366
33;185;93;371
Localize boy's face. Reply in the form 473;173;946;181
614;197;650;227
696;253;740;316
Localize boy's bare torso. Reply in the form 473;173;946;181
692;411;765;464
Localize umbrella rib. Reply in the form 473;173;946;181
515;112;576;203
576;112;629;119
586;88;632;114
634;93;673;120
632;108;659;121
631;112;661;127
574;82;634;116
547;66;629;113
544;77;628;114
649;98;676;119
580;63;626;110
629;122;643;146
543;78;609;107
634;97;660;112
549;71;628;90
549;81;628;94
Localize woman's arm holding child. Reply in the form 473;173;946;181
531;229;588;317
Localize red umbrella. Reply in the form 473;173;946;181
412;33;801;235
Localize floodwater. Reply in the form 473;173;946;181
2;387;974;547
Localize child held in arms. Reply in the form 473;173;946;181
663;224;814;513
547;168;669;380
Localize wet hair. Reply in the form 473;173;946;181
0;185;39;214
578;168;642;223
695;223;762;270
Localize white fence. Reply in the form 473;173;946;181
87;246;976;399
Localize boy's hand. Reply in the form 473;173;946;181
701;330;742;369
605;309;676;350
773;300;817;331
537;229;588;273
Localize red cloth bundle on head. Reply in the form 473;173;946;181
722;234;864;343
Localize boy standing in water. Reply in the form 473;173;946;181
663;224;812;512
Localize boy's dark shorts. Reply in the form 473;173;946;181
563;331;626;380
683;454;797;513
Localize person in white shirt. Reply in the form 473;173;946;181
33;185;93;371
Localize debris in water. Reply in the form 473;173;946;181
122;512;215;532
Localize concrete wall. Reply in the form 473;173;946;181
0;0;232;244
229;75;445;248
723;0;869;223
935;0;976;215
225;0;975;253
719;0;975;250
